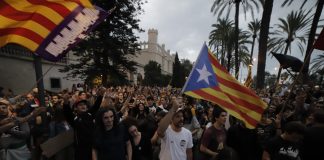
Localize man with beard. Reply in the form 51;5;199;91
157;99;193;160
0;98;44;160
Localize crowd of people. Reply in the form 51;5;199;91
0;83;323;160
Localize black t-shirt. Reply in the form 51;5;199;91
131;133;153;160
93;124;130;160
226;125;258;160
301;125;324;160
265;136;301;160
256;122;276;148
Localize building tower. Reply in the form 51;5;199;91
147;28;158;53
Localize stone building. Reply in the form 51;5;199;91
0;45;82;94
129;29;175;84
0;29;175;92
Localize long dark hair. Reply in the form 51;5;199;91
95;108;119;133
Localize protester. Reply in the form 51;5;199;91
262;121;305;160
0;83;323;160
63;88;104;160
49;107;74;160
200;106;227;160
123;116;153;160
0;98;30;160
157;99;193;160
92;108;132;160
255;109;278;159
227;120;258;160
301;109;324;160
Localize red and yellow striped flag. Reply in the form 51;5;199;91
182;44;267;129
0;0;108;61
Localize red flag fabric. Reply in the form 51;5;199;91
314;27;324;51
0;0;108;62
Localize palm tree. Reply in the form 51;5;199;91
277;0;324;82
209;18;234;65
211;0;263;79
301;1;324;82
209;21;251;73
247;19;261;64
209;18;234;68
256;0;273;89
238;30;252;68
268;10;312;82
310;54;324;74
226;29;251;72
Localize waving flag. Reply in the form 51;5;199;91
244;64;253;88
0;0;108;62
314;27;324;51
182;44;267;129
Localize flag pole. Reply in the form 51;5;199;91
279;47;314;114
33;54;46;107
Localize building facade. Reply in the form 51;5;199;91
129;29;175;84
0;29;175;92
0;45;82;94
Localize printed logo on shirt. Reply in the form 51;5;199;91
278;147;299;158
180;140;186;147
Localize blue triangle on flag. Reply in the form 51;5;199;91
182;44;218;92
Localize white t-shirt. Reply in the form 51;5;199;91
159;125;193;160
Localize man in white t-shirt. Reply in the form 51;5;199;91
157;99;193;160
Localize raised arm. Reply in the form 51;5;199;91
62;94;75;127
120;92;133;114
156;99;179;138
88;87;105;115
0;107;45;134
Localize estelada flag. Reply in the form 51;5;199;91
182;43;267;129
0;0;108;62
313;27;324;51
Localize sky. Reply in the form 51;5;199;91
136;0;324;80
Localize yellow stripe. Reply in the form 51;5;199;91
212;65;263;101
184;92;203;99
0;35;38;51
186;90;260;125
79;0;94;8
218;83;268;109
185;91;261;129
49;0;79;11
0;15;49;38
212;64;266;106
185;90;256;129
5;0;63;24
208;53;241;84
206;50;258;129
212;65;238;84
202;88;262;120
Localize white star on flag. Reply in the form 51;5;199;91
196;64;212;85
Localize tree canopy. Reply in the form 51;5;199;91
60;0;145;86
